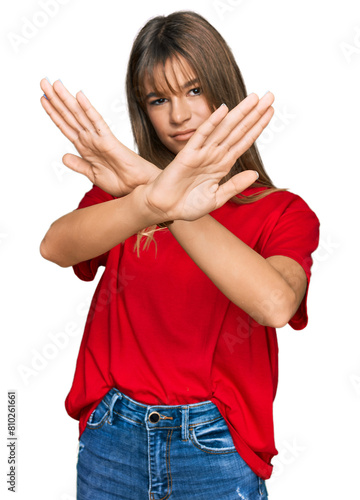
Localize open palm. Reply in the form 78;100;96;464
40;79;160;196
145;92;275;221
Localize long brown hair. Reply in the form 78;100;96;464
126;11;282;253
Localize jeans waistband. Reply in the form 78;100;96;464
103;389;222;441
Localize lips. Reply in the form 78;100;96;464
171;129;196;140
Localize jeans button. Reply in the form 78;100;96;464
149;411;160;423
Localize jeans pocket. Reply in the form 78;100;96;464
86;399;110;429
189;416;237;454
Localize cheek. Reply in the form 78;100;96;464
147;112;166;138
198;100;213;119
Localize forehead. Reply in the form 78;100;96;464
143;56;198;96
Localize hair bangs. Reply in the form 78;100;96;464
137;47;198;105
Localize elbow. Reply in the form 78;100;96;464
265;313;291;329
39;236;71;268
39;237;50;261
253;288;298;328
255;312;289;329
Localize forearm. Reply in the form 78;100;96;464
168;215;299;327
40;184;161;267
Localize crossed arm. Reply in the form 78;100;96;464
39;79;307;327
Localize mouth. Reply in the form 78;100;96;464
171;129;196;141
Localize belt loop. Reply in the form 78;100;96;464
181;406;189;441
108;392;122;425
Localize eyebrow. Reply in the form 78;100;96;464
145;78;200;100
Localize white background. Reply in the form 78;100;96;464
1;0;359;498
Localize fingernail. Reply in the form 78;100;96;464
43;93;48;100
220;103;227;107
77;90;87;100
45;77;51;84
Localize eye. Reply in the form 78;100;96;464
149;97;167;106
188;87;202;96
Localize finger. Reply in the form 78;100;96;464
40;93;79;142
40;78;96;134
203;93;260;147
187;103;229;149
62;153;95;182
229;106;275;159
214;170;259;208
75;90;111;136
222;92;275;150
53;80;97;133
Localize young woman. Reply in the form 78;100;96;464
40;11;319;500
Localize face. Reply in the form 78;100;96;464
143;57;213;154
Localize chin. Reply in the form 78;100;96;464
169;142;187;155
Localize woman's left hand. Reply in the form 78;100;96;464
143;92;275;222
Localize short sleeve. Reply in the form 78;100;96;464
72;186;116;281
261;196;320;330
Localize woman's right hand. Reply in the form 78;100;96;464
40;79;161;197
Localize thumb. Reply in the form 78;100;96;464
62;154;94;181
215;170;259;207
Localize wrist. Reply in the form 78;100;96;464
116;143;162;191
157;220;174;228
132;183;170;227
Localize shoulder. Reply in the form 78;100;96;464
240;186;312;207
247;188;320;262
232;186;320;247
236;186;319;222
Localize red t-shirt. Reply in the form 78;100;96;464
65;185;320;479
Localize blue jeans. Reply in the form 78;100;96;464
77;389;268;499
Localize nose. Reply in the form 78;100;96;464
169;97;191;125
